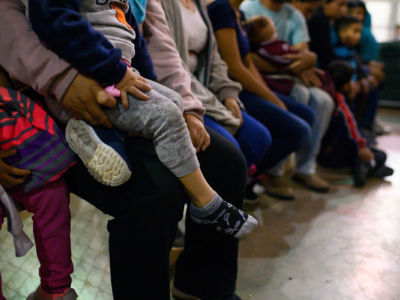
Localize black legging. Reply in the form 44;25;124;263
64;126;247;299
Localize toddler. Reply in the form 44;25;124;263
246;15;333;95
0;87;77;300
318;61;393;186
26;0;258;240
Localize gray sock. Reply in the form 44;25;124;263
190;193;222;219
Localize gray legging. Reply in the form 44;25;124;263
106;80;199;178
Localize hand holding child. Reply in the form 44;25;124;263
116;68;152;109
224;98;243;126
0;149;30;188
358;147;374;163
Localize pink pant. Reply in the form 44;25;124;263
0;179;73;296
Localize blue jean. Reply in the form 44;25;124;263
239;90;313;175
289;84;335;174
204;110;272;167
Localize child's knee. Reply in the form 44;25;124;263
169;91;184;112
157;99;185;125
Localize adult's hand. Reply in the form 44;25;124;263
0;149;31;189
299;68;322;87
224;97;243;126
62;73;117;128
184;114;210;152
116;68;152;109
284;50;316;74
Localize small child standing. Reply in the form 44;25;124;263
26;0;258;239
318;61;393;186
0;87;77;300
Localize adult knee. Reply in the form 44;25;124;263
291;84;310;106
310;87;335;117
252;127;272;163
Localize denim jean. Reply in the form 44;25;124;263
239;90;313;176
204;111;272;167
290;84;334;175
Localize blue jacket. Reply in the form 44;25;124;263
28;0;156;86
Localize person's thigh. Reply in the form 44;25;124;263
234;111;272;166
64;138;186;300
240;90;311;140
276;92;315;126
204;115;240;149
174;127;248;298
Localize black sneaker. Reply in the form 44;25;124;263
244;182;260;204
371;165;394;179
352;158;370;187
190;199;258;239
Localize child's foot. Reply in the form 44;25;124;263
352;158;370;187
27;286;78;300
65;119;131;186
190;194;258;239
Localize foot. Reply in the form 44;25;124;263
258;175;295;201
65;119;131;186
293;173;330;193
27;287;78;300
370;165;394;179
243;182;261;204
190;195;258;239
352;158;370;187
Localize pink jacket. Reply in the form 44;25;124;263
0;0;77;123
144;0;205;120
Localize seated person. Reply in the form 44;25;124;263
246;15;335;97
318;61;393;187
332;16;381;131
237;0;335;193
27;0;257;239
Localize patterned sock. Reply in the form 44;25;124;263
190;193;258;239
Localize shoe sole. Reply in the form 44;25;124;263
66;119;131;187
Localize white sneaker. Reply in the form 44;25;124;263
65;119;131;186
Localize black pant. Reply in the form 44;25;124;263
64;127;247;299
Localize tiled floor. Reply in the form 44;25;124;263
0;108;399;300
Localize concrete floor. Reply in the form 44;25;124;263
0;108;399;299
237;108;400;300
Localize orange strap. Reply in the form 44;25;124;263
111;2;133;30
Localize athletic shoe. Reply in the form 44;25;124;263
65;119;131;186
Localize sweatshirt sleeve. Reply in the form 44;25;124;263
144;0;205;119
0;0;77;103
335;93;366;149
28;0;127;86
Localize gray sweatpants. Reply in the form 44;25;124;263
105;80;199;178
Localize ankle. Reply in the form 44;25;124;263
190;190;216;208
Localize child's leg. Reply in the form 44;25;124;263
106;80;258;238
9;179;73;294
